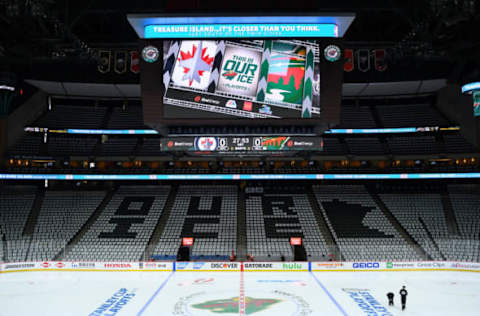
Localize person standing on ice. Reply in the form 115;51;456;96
386;292;394;306
399;286;408;311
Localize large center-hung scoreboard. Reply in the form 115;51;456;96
128;14;354;153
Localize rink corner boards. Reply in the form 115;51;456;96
1;261;480;274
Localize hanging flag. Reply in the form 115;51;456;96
97;50;111;74
114;51;127;74
356;49;370;72
375;49;388;72
343;49;354;72
130;51;140;74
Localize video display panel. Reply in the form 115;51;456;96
162;39;320;119
474;91;480;117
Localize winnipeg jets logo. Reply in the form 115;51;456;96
177;41;214;86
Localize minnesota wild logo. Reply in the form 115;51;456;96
191;296;281;314
222;70;238;80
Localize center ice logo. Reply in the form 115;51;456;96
191;296;281;314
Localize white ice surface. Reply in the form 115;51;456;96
1;270;479;315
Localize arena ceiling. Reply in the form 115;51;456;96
1;0;479;82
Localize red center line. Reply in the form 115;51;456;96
239;262;245;316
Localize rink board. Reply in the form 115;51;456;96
1;261;480;315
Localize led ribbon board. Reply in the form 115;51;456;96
1;173;480;180
128;15;355;39
145;23;337;39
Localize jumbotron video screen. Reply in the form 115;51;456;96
162;39;320;119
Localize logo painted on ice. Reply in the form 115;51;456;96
192;296;281;314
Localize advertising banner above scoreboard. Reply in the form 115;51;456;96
160;136;323;152
128;15;356;39
145;23;338;39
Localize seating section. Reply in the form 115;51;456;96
47;136;98;156
97;138;138;156
345;137;385;155
314;185;421;261
379;192;447;260
9;134;42;156
341;105;376;128
0;186;36;262
444;134;476;153
107;106;146;129
377;104;449;127
137;138;161;156
34;105;107;129
447;185;480;262
27;191;106;261
64;186;170;261
154;185;237;259
1;184;480;263
246;186;329;261
387;136;441;155
320;137;346;155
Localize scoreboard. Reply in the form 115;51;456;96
160;136;322;152
129;14;350;133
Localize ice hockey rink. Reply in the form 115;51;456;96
1;269;480;316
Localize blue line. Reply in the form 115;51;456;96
137;272;175;316
310;272;349;316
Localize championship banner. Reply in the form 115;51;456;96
97;50;111;73
160;136;323;152
130;51;140;74
114;51;128;74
